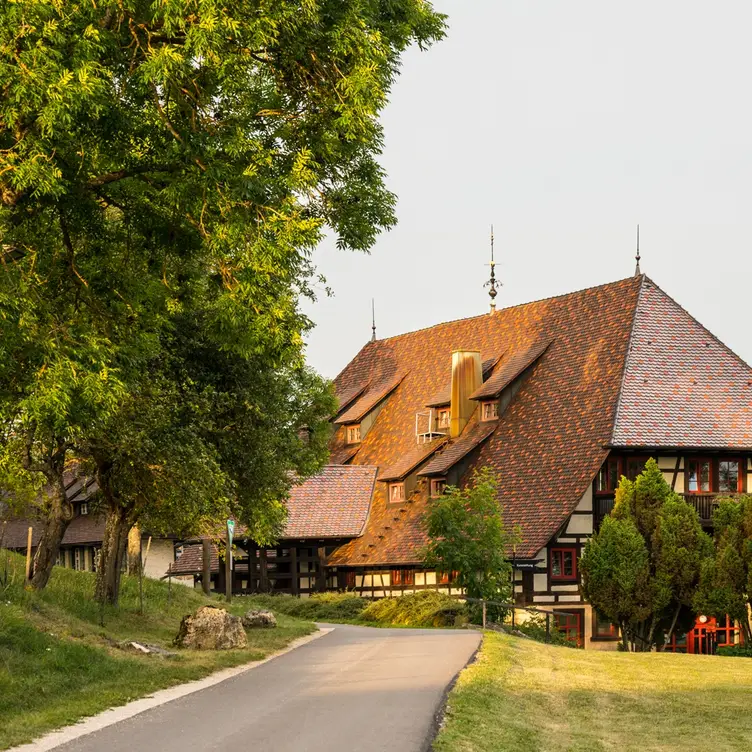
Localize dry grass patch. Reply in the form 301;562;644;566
434;632;752;752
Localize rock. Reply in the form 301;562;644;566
242;609;277;629
123;641;178;657
174;606;248;650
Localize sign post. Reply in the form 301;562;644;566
225;520;234;603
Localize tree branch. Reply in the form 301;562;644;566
88;164;182;187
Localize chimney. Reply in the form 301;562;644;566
450;350;482;437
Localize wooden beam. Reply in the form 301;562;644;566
202;538;211;596
316;547;326;592
260;548;269;592
291;545;299;596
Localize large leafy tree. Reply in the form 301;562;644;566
581;459;711;650
0;0;446;590
424;469;519;620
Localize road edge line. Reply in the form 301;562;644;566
11;627;335;752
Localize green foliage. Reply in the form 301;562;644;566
241;592;367;622
0;0;444;589
580;515;651;633
694;495;752;643
717;644;752;658
582;458;711;650
510;615;575;648
424;468;519;618
359;590;468;627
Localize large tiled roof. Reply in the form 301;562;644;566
328;276;644;561
611;278;752;448
282;465;377;538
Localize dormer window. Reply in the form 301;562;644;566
437;408;450;430
481;401;499;421
346;424;362;445
79;502;89;516
389;483;405;503
430;478;447;497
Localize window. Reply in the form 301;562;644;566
430;478;447;497
391;569;414;586
550;547;577;581
687;458;711;493
625;457;648;481
438;570;458;585
74;548;82;571
718;460;742;493
554;612;583;646
346;424;361;444
595;458;621;493
389;483;405;503
592;611;619;640
481;401;499;421
715;615;741;647
79;502;89;515
437;408;450;430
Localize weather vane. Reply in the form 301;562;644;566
484;224;500;312
635;224;641;276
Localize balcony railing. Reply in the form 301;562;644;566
595;492;740;529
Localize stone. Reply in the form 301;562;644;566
174;606;248;650
242;609;277;629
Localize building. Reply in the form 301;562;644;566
0;474;181;583
318;274;751;651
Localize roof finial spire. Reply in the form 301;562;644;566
484;224;500;313
370;298;377;342
634;224;641;276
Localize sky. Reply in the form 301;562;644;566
302;0;752;379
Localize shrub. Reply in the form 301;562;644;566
240;592;366;622
507;614;577;648
360;590;468;627
717;645;752;658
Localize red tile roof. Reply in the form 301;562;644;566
378;438;448;482
282;465;377;538
612;278;752;448
167;542;249;577
471;339;552;400
418;420;498;477
328;276;645;561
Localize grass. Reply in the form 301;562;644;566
434;632;752;752
0;552;314;750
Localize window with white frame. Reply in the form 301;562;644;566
389;483;405;503
79;502;89;515
74;548;83;571
481;400;499;421
346;424;362;444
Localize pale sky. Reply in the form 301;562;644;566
302;0;752;379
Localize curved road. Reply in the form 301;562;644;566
53;624;481;752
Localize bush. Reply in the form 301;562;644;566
360;591;468;628
240;592;367;622
509;614;577;648
717;645;752;658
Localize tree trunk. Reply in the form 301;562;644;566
127;526;142;576
29;480;72;590
661;603;682;652
95;506;130;606
620;622;628;651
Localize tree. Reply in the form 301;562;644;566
580;514;651;650
0;1;446;590
581;459;711;650
695;496;752;644
424;469;519;620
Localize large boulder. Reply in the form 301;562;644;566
174;606;248;650
242;609;277;629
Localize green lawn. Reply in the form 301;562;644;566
434;631;752;752
0;553;314;750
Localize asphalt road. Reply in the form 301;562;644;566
54;624;481;752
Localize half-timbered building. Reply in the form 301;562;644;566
318;273;752;650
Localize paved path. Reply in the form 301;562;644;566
54;624;481;752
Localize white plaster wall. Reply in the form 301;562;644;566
144;539;175;581
575;487;593;512
566;515;593;535
533;573;548;592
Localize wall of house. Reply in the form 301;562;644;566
348;569;462;598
